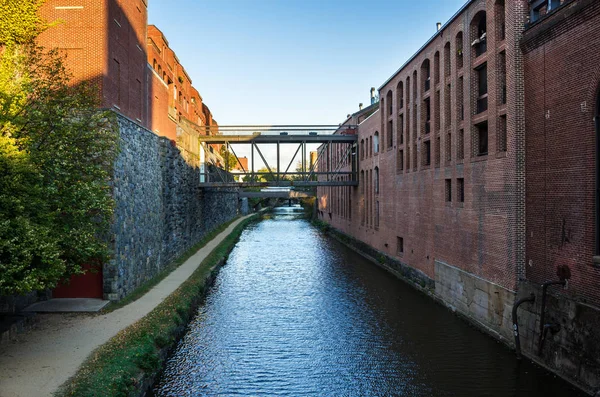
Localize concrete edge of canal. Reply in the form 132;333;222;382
316;221;600;397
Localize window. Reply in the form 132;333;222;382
398;114;404;145
434;52;440;85
398;150;404;172
422;59;431;93
497;115;507;152
424;97;431;134
456;32;464;69
413;71;418;103
153;59;157;70
435;135;441;167
374;167;379;194
530;0;562;23
474;122;488;156
397;237;404;255
445;179;452;202
445;84;451;126
360;139;365;159
375;201;380;228
406;76;411;105
374;132;379;154
444;42;451;77
475;63;488;113
457;178;465;202
424;140;431;166
413;143;418;169
458;129;465;160
397;81;404;110
457;76;464;121
388;120;394;148
446;132;452;162
387;90;393;116
471;12;487;58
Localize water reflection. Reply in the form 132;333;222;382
153;211;584;397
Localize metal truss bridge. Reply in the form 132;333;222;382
198;125;358;188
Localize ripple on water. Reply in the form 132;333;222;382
153;212;585;397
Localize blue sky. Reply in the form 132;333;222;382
149;0;468;126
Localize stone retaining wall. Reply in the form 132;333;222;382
104;114;239;300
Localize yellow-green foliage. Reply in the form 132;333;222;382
0;0;46;45
0;0;119;295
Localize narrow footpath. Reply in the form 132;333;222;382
0;214;253;397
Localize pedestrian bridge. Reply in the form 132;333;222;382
238;187;315;199
198;125;358;188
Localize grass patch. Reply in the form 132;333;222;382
101;216;241;313
56;214;259;397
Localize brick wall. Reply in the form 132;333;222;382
523;0;600;307
320;0;528;293
39;0;149;125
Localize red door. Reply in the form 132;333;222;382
53;264;103;299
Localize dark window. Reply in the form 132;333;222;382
397;237;404;255
475;122;489;156
476;63;488;113
446;132;452;162
398;150;404;171
424;140;431;165
458;129;465;160
456;32;464;69
398;114;404;145
458;178;465;202
388;120;394;148
444;42;451;77
473;12;487;57
445;179;452;202
424;97;431;134
374;167;379;194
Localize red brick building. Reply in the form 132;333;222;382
38;0;149;125
37;1;218;143
518;0;600;390
320;0;528;342
318;0;600;392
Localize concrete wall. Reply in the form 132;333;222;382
104;113;238;300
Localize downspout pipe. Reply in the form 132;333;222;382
512;293;536;360
537;280;567;356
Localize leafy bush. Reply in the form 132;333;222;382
0;1;119;295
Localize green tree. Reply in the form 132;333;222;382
0;0;119;295
219;145;237;171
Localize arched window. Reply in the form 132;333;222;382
444;42;451;77
360;139;365;159
421;59;431;93
158;65;162;75
374;131;379;154
374;166;379;194
406;76;411;105
434;51;440;85
386;90;393;116
397;81;404;110
471;11;487;58
456;31;464;69
153;59;157;70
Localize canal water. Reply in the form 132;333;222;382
153;207;584;397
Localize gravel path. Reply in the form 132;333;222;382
0;215;251;397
